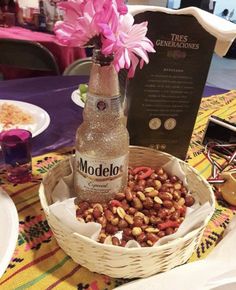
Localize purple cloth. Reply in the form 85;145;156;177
202;86;227;97
0;76;228;156
0;76;88;156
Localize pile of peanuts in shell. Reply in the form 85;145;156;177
75;166;195;247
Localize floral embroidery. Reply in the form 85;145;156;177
34;156;61;174
18;215;52;251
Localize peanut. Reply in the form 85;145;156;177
114;192;126;201
117;207;126;219
75;164;196;247
154;179;162;190
104;209;114;222
133;216;144;227
174;183;182;190
132;227;142;236
112;237;120;246
124;214;134;225
132;197;143;210
93;207;102;219
125;188;133;201
136;191;146;201
147;190;159;198
144;187;155;193
154;196;163;204
111;217;119;226
145;227;159;233
185;195;195;207
143;197;154;209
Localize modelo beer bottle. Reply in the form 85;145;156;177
74;49;129;203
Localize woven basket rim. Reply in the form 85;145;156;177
39;145;215;252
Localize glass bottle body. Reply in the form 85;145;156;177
74;50;129;203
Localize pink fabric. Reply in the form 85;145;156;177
0;27;86;78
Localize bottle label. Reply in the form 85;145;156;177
74;151;127;195
86;93;122;115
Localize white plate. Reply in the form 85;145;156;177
71;90;85;108
0;188;19;278
0;100;50;137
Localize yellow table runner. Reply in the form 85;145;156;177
0;91;235;289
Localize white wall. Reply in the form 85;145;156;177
171;0;181;9
214;0;236;17
171;0;236;17
18;0;236;17
18;0;38;9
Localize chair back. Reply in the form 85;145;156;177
63;57;92;76
0;38;60;75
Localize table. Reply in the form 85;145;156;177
0;76;235;289
0;76;228;157
0;27;86;78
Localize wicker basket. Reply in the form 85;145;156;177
39;146;215;278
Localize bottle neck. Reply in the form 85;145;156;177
82;49;124;127
88;49;119;98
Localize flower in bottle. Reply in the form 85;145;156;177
54;0;155;77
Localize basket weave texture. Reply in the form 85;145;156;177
39;146;215;278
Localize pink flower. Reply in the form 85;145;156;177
54;0;155;78
101;13;155;77
54;0;126;47
54;1;98;46
115;0;128;15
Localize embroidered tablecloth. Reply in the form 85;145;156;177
0;91;235;289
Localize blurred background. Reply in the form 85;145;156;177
0;0;235;88
127;0;236;90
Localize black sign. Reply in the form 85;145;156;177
126;11;216;160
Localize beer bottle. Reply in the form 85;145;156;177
74;49;129;203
